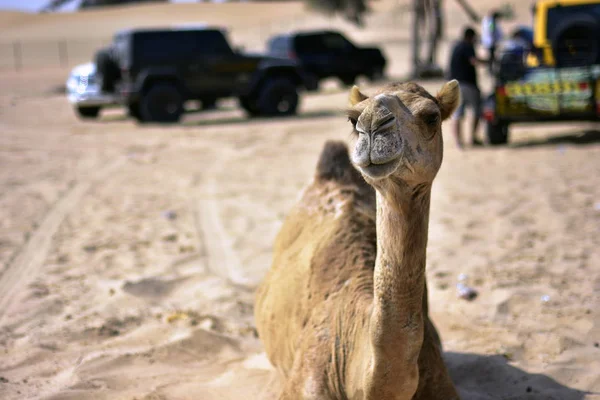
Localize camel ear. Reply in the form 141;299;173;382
349;85;368;106
436;80;460;121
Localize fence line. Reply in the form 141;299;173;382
0;38;110;72
0;5;409;72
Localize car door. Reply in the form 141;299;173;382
322;33;363;77
181;31;219;95
295;34;331;78
188;30;258;97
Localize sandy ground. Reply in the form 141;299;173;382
1;1;600;399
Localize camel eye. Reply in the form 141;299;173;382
348;117;358;129
421;111;440;126
375;115;396;130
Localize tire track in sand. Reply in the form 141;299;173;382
193;151;256;290
0;157;125;325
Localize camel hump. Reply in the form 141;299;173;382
315;140;358;184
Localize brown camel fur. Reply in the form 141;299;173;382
255;80;461;400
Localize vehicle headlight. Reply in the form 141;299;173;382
77;75;89;94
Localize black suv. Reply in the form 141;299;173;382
92;26;309;123
267;30;387;87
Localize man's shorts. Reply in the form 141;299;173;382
453;82;482;119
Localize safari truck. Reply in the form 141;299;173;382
483;0;600;144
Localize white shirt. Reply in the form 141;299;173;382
481;15;504;49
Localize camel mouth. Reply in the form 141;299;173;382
357;156;402;180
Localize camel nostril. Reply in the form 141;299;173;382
370;133;402;165
352;134;371;167
352;151;371;168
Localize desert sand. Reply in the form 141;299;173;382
0;1;599;399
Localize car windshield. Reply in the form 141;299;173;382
268;37;288;55
113;33;130;68
322;33;354;50
296;33;354;52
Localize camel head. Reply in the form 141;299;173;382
346;81;459;186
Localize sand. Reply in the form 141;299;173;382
0;1;599;399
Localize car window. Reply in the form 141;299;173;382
322;33;354;51
134;31;197;63
113;33;131;68
295;34;327;53
132;30;232;64
268;37;288;55
295;33;354;53
196;30;233;56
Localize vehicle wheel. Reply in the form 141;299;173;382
128;102;141;120
340;75;356;86
239;96;260;117
552;18;600;67
256;78;299;116
367;66;384;82
95;47;121;93
201;97;217;110
139;83;183;123
303;72;320;91
76;106;100;119
486;121;509;145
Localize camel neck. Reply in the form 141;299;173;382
369;181;430;380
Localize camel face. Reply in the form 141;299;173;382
347;81;460;184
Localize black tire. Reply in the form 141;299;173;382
255;78;299;116
340;74;356;86
128;102;141;121
303;72;320;91
239;95;260;117
95;47;120;93
76;106;100;119
552;18;600;67
201;97;217;110
486;121;509;145
139;83;183;124
367;66;385;82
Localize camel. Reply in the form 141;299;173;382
255;80;461;400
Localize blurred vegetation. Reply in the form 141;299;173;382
305;0;370;27
42;0;167;12
41;0;371;27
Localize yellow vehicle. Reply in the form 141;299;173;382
528;0;600;67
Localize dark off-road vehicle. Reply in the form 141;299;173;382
267;30;387;88
75;26;310;123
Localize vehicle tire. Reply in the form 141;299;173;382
486;121;509;145
367;66;385;82
303;72;320;91
255;78;299;116
239;95;260;117
76;106;100;119
95;47;120;93
340;75;356;86
552;18;600;67
139;83;183;123
128;102;141;120
201;97;217;110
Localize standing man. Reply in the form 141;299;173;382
481;11;504;74
448;27;487;148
